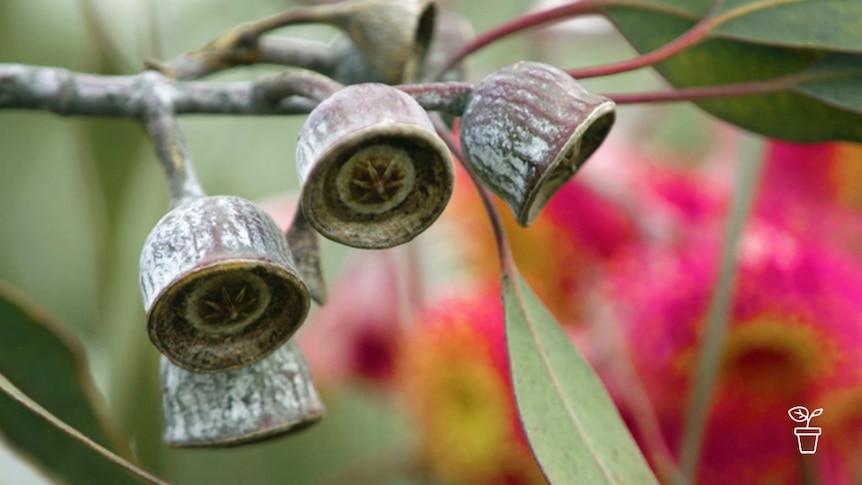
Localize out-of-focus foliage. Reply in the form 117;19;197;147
0;284;136;484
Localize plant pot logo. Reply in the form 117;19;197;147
788;406;823;454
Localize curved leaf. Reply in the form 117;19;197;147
0;282;139;485
502;270;657;484
711;0;862;52
602;6;862;142
612;0;708;17
609;0;862;52
795;53;862;115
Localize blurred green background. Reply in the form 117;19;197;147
0;0;713;483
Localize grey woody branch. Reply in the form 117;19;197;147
0;64;338;118
396;82;472;115
0;64;471;118
141;80;206;208
144;1;354;81
149;37;337;81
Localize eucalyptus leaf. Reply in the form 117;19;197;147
795;53;862;115
502;269;657;484
609;0;862;53
711;0;862;52
603;6;862;142
0;282;138;485
610;0;707;17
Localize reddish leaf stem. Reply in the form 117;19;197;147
438;0;612;76
566;16;714;79
605;76;793;104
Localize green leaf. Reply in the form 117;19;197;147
711;0;862;52
795;53;862;115
611;0;862;53
0;282;139;485
502;269;657;484
621;0;708;17
603;5;862;142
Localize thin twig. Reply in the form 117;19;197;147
139;69;341;209
437;0;618;76
285;206;327;305
140;74;206;208
245;4;337;38
396;82;472;115
150;3;340;80
566;14;714;79
0;373;170;485
258;37;337;76
150;37;337;81
253;69;343;103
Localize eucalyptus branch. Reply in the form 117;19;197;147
258;38;337;76
1;63;481;121
0;374;170;485
149;37;336;81
150;0;429;82
285;206;327;305
396;82;472;115
147;1;344;81
141;68;341;209
254;68;343;103
141;81;205;209
0;64;340;118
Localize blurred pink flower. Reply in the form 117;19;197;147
611;216;862;484
296;251;404;388
397;289;544;485
440;160;636;325
759;142;862;212
756;141;862;251
257;134;862;484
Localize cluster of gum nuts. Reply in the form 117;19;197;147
137;0;615;447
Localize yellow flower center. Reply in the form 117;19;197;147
720;316;831;395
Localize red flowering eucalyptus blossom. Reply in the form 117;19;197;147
439;161;636;325
756;141;862;251
396;289;545;485
611;217;862;484
297;251;405;387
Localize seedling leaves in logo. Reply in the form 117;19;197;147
788;406;823;454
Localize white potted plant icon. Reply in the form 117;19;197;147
788;406;823;454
